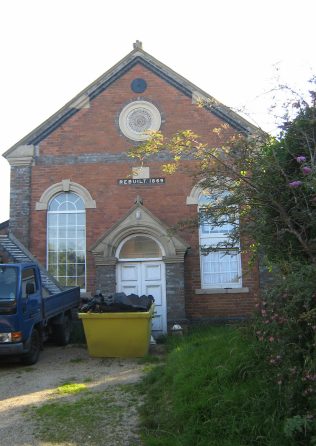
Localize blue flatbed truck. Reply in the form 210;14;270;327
0;263;80;364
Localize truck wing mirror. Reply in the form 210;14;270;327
26;282;35;295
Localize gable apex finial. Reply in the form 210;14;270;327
133;40;142;50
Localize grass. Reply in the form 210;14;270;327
139;325;294;446
69;357;86;363
137;354;162;364
29;384;142;445
57;382;87;394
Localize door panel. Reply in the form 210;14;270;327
119;264;140;295
121;264;139;281
145;285;162;305
144;264;161;280
117;261;166;334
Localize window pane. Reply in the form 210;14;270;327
77;264;85;276
58;277;67;286
58;214;67;226
56;228;63;239
48;264;57;276
59;202;68;211
202;250;240;287
58;264;66;276
67;264;76;276
58;250;66;263
76;252;85;263
48;252;58;264
67;251;76;263
68;214;76;225
77;240;86;250
48;200;59;212
48;228;57;239
76;277;85;288
59;239;67;251
77;228;85;238
67;277;77;286
48;214;58;226
77;214;85;225
67;240;76;251
48;239;58;251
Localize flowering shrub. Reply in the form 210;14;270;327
129;84;316;443
254;263;316;443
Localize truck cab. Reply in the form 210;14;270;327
0;263;80;364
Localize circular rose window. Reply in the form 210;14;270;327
119;101;161;141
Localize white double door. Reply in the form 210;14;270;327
117;261;166;335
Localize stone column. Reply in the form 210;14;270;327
94;254;117;296
164;257;187;327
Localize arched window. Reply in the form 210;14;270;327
117;235;162;260
198;192;242;288
47;192;86;290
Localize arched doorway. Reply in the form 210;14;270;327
116;235;167;334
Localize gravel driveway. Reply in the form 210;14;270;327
0;344;147;445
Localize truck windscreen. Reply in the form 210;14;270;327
0;266;17;301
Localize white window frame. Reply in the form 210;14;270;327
198;197;242;289
47;192;86;291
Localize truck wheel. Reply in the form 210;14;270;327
21;329;41;365
54;315;71;346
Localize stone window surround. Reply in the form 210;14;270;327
118;100;162;141
35;179;96;210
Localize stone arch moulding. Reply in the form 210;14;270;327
186;183;203;205
186;177;236;205
90;203;190;265
35;179;96;210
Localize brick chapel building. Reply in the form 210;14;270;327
1;42;259;335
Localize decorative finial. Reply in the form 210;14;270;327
135;195;143;205
133;40;142;50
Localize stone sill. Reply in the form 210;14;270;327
195;287;249;295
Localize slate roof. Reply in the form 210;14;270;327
3;43;257;158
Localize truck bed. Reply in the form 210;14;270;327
43;286;80;320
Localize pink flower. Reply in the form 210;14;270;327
289;181;302;188
302;166;312;175
296;156;306;163
269;336;275;342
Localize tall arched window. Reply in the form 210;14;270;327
198;192;242;288
47;192;86;290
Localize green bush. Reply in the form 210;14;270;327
253;262;316;444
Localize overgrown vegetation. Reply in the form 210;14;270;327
131;80;316;444
140;326;293;446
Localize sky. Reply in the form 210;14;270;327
0;0;315;223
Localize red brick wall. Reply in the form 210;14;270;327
28;63;259;319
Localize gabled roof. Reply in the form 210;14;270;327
3;42;257;158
